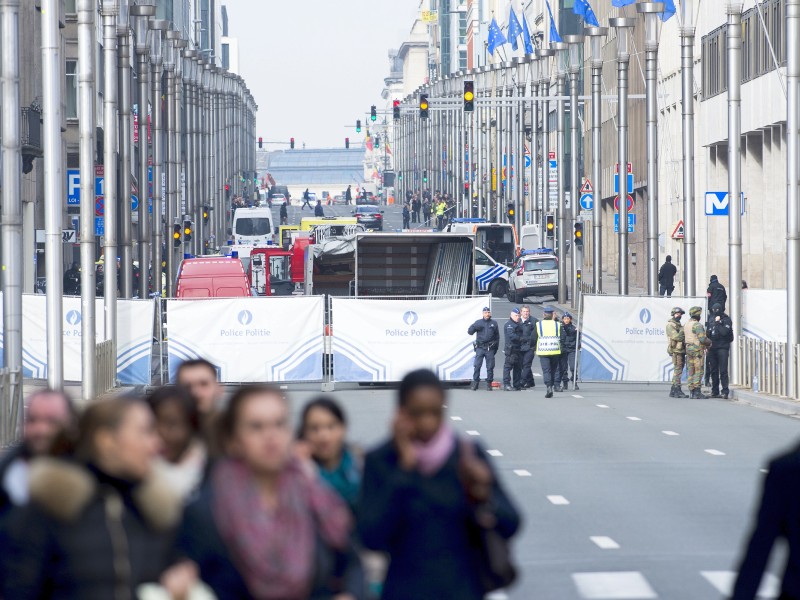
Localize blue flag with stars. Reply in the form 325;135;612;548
545;0;562;43
508;7;523;51
574;0;600;27
488;17;507;56
660;0;677;21
522;12;534;55
611;0;636;6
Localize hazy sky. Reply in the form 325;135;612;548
227;1;421;149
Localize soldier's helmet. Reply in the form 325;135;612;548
689;306;703;318
671;306;685;316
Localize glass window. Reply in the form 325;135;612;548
66;60;78;119
270;256;290;281
235;218;270;236
65;0;77;13
475;250;491;266
524;258;557;272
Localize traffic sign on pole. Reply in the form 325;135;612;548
579;193;593;210
614;172;634;194
614;213;636;233
613;194;635;211
580;179;593;194
671;220;685;239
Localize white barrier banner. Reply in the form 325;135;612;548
167;297;324;383
580;295;707;382
117;299;155;385
332;297;485;382
743;289;786;342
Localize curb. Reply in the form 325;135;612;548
730;387;800;417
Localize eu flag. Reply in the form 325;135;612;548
508;8;523;51
488;17;507;56
574;0;600;27
546;0;562;44
522;13;535;55
660;0;677;21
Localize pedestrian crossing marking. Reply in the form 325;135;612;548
547;495;570;505
705;449;726;456
513;469;532;477
700;570;779;598
590;536;621;550
466;430;480;436
487;449;503;457
450;416;463;421
572;571;657;599
626;416;642;421
662;430;680;436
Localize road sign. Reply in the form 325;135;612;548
524;155;531;169
704;191;745;216
95;197;104;217
615;162;633;174
131;195;138;212
614;194;635;211
67;169;104;206
614;173;634;194
580;180;593;194
95;217;104;237
671;220;685;239
580;193;593;210
614;213;636;233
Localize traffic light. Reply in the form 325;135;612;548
375;135;380;149
463;81;475;112
202;205;210;224
393;99;400;120
506;203;514;224
546;214;555;239
356;120;361;133
224;183;230;199
398;172;403;181
345;137;350;149
574;221;584;248
258;137;263;149
290;137;295;149
172;223;181;247
419;94;429;119
370;105;377;122
423;170;428;183
183;219;193;243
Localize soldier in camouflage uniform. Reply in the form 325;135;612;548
685;305;712;398
666;307;688;398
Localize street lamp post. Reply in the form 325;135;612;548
609;17;636;295
530;59;541;227
149;20;168;296
553;41;568;304
537;48;555;250
681;0;696;296
515;58;528;232
164;30;178;297
787;0;800;393
117;0;133;299
564;34;584;308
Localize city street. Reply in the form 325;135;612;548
290;384;797;600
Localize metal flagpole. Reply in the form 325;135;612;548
787;0;800;393
553;42;568;304
639;3;663;296
537;48;554;249
164;30;178;297
727;1;744;384
565;35;583;308
681;0;697;296
150;20;168;293
585;27;606;293
530;60;540;227
610;18;635;296
117;0;133;298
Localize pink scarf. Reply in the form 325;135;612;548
412;423;456;476
212;458;352;600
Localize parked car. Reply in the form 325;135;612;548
352;205;384;231
507;248;559;303
332;194;347;205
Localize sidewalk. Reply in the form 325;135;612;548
730;387;800;417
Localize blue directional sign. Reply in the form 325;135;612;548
66;170;104;206
579;193;593;210
705;191;745;216
131;195;138;212
614;173;634;195
614;213;636;233
95;217;104;237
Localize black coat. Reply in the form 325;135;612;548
0;458;179;600
733;442;800;599
467;318;500;349
658;261;677;287
314;204;324;217
504;318;522;353
560;322;578;353
519;317;538;353
708;313;734;349
357;439;521;600
707;280;728;311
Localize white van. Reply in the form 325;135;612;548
232;207;276;246
475;248;510;297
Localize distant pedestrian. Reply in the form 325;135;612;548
358;369;521;600
280;201;288;225
732;439;800;600
435;200;446;230
302;188;312;210
658;255;677;297
503;308;523;391
536;306;562;398
422;201;432;226
742;280;749;289
314;199;324;217
666;307;689;398
468;306;500;390
346;185;353;205
707;303;733;399
685;306;711;398
412;198;421;223
518;306;538;389
402;203;411;229
559;312;578;390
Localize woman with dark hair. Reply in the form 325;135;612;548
358;369;521;600
178;384;364;600
147;385;208;500
0;397;182;599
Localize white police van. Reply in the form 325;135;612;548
507;248;559;303
475;248;510;297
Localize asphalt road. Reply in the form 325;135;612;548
269;199;408;232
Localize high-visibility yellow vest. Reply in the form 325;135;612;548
536;320;561;355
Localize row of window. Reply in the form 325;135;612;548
701;0;786;101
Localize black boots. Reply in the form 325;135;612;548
486;381;493;391
470;381;479;391
545;386;553;398
690;388;708;399
669;385;689;398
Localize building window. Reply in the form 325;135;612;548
65;0;76;14
221;44;230;70
66;60;78;119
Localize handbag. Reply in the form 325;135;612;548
459;439;518;593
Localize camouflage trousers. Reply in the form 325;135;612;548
671;353;685;386
687;351;705;389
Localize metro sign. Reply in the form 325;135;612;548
705;191;744;216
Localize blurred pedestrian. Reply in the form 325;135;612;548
559;312;578;390
358;369;521;600
280;200;288;225
402;203;411;229
177;384;363;600
1;397;180;599
658;255;677;297
468;306;500;391
147;385;208;500
315;199;325;217
346;185;352;205
732;440;800;599
302;188;312;210
175;358;224;452
422;200;432;227
0;389;76;514
518;306;538;389
412;197;421;223
536;306;562;398
503;308;523;391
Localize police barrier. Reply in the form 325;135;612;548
117;299;156;385
580;294;707;382
331;296;485;382
742;289;786;342
167;296;324;383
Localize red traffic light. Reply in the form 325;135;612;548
258;136;263;149
290;137;295;149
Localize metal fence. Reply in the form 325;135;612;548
736;336;800;399
95;340;117;395
0;368;22;447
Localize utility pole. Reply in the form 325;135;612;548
585;26;607;294
681;0;697;296
787;0;800;394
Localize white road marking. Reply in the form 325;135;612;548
701;570;780;598
662;430;680;436
596;404;610;408
590;536;621;550
450;416;463;421
547;495;570;505
487;449;503;457
534;373;542;376
572;571;657;599
513;469;532;477
485;593;510;600
626;416;642;421
572;394;584;398
760;468;769;474
466;430;481;436
705;449;726;456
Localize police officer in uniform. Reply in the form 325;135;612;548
503;308;523;391
708;303;734;399
685;306;712;399
666;307;689;398
536;306;562;398
467;306;500;390
518;306;538;389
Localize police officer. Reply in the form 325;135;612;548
686;306;712;399
518;306;538;389
536;306;562;398
559;312;578;391
467;306;500;390
708;303;734;399
503;308;523;391
666;307;689;398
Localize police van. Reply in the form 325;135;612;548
475;248;510;297
444;219;518;266
507;248;559;303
